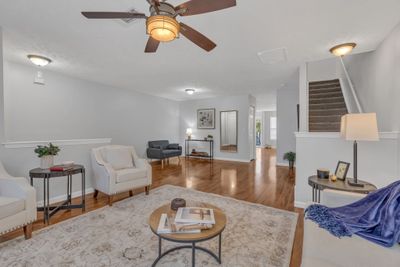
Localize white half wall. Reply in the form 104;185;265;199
276;70;299;165
179;95;251;162
1;61;180;201
295;132;399;207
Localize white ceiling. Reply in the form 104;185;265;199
1;0;400;104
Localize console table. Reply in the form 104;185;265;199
308;175;377;203
185;139;214;160
29;165;86;224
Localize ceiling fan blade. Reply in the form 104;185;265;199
179;23;216;52
81;12;147;19
176;0;236;16
145;37;160;53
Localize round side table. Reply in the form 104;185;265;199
308;175;377;203
149;203;226;267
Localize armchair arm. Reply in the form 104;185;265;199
147;148;163;159
0;177;36;217
91;152;117;194
135;158;152;185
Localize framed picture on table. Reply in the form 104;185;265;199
335;161;350;181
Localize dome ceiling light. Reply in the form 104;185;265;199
329;43;357;57
27;55;52;67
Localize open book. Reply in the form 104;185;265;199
175;207;215;224
157;214;206;234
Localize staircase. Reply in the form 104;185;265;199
309;79;348;132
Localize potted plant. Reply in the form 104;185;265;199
207;134;213;140
283;151;296;170
34;143;60;169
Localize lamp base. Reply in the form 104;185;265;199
347;178;365;187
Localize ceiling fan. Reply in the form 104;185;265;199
81;0;236;53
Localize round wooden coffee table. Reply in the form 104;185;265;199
149;203;226;267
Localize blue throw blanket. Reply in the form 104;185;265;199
305;180;400;247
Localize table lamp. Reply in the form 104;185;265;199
186;128;193;140
340;113;379;187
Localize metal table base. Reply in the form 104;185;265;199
152;233;222;267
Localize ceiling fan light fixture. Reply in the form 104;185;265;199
27;54;52;67
185;89;195;95
146;15;180;42
329;43;357;57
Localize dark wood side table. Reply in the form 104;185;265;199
308;175;377;203
29;165;86;224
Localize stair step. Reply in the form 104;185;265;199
309;79;340;86
308;86;342;94
309;102;347;109
309;122;341;132
309;97;345;104
309;115;342;123
309;109;347;116
309;91;343;99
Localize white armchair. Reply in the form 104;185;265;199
302;189;400;267
91;145;152;206
0;161;36;239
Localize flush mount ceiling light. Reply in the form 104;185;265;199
27;55;52;67
329;43;357;57
146;15;180;42
185;89;195;95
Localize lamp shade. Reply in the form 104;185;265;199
340;113;379;141
186;128;192;135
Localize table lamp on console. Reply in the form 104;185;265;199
340;113;379;187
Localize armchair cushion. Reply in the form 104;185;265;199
0;196;25;220
106;147;134;170
116;168;147;183
166;143;180;150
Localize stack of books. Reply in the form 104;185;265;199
49;165;74;172
157;207;215;234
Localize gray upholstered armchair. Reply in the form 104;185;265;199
147;140;182;167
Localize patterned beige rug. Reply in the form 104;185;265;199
0;185;298;267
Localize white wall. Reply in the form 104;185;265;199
295;132;399;207
344;23;400;132
179;95;251;162
1;61;180;201
276;70;299;165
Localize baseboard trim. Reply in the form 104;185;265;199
3;138;112;148
213;157;250;163
37;187;94;206
276;161;289;167
294;201;307;208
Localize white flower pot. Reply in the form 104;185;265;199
40;155;54;169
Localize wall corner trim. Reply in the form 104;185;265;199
2;138;112;148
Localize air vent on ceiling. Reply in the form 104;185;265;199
121;9;140;23
257;47;288;64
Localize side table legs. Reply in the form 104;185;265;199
311;185;321;203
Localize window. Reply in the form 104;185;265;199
270;117;277;140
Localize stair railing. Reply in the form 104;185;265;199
339;56;363;113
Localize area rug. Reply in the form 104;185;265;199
0;185;298;267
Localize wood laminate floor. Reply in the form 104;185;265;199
1;148;303;267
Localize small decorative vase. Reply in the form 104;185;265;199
40;155;54;169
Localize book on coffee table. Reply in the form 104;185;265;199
175;207;215;225
157;214;202;234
